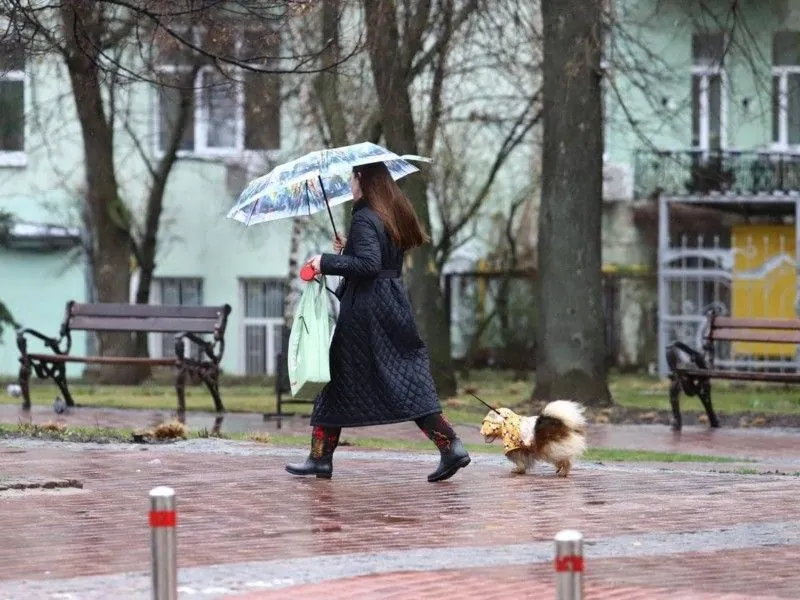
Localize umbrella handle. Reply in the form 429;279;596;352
317;174;339;240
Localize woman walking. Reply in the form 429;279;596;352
286;162;471;483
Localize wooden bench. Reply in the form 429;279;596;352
665;309;800;431
16;301;232;414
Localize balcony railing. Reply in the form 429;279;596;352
634;149;800;199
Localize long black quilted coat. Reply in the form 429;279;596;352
311;200;443;427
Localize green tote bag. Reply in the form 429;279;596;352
287;276;334;399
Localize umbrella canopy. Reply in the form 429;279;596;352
226;142;430;231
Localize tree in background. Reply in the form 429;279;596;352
1;0;338;382
534;0;611;405
281;0;539;395
0;210;18;340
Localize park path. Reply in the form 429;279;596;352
0;436;799;599
2;402;800;468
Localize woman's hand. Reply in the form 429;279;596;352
306;255;322;273
333;235;347;253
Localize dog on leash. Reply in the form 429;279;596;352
479;400;587;477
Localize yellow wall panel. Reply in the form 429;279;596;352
731;224;796;356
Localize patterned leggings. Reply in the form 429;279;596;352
310;413;457;457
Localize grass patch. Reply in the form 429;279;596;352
4;370;800;420
582;448;742;463
608;374;800;415
712;467;800;477
339;437;741;463
0;422;133;443
0;423;743;463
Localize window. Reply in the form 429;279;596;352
241;279;286;375
772;31;800;147
0;38;25;166
691;33;726;151
152;278;204;359
154;27;281;158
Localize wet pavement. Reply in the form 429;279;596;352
0;437;798;599
3;402;800;468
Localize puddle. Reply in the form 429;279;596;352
0;487;86;499
0;477;83;497
380;514;420;524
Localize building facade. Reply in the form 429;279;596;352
0;8;535;377
606;0;800;374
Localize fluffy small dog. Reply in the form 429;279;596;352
479;400;587;477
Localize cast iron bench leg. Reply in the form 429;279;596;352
19;357;32;411
175;366;188;419
202;369;224;414
669;376;682;432
698;380;720;428
52;362;75;407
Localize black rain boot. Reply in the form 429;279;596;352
416;414;471;482
286;426;341;479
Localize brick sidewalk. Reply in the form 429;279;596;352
0;439;799;599
231;566;788;600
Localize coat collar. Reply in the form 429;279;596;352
352;197;369;213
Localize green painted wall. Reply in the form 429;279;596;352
0;249;86;376
606;0;791;174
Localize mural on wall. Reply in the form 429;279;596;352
731;224;796;357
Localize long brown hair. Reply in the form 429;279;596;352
353;162;430;251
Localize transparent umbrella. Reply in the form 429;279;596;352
226;141;430;238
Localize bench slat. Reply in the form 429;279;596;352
713;316;800;330
28;353;176;366
69;316;219;333
710;328;800;344
70;303;225;319
676;367;800;383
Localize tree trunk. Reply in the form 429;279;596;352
132;66;197;376
283;219;305;329
533;0;611;406
314;0;349;148
62;2;139;384
362;0;456;397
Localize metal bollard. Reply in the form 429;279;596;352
554;529;584;600
150;486;177;600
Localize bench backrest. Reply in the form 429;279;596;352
707;315;800;345
64;302;231;337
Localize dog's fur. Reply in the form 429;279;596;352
479;400;587;477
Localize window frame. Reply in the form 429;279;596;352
690;32;728;154
152;26;280;161
238;278;287;376
771;67;800;151
690;66;727;153
150;277;205;360
0;33;27;167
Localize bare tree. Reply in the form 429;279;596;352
1;0;345;382
534;0;611;405
0;210;18;340
272;0;539;394
361;0;469;395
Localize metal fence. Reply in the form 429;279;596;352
635;149;800;199
658;225;800;376
443;270;657;370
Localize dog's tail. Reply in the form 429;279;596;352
533;400;588;460
541;400;587;433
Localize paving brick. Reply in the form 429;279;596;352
228;565;787;600
0;439;799;600
2;411;800;600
